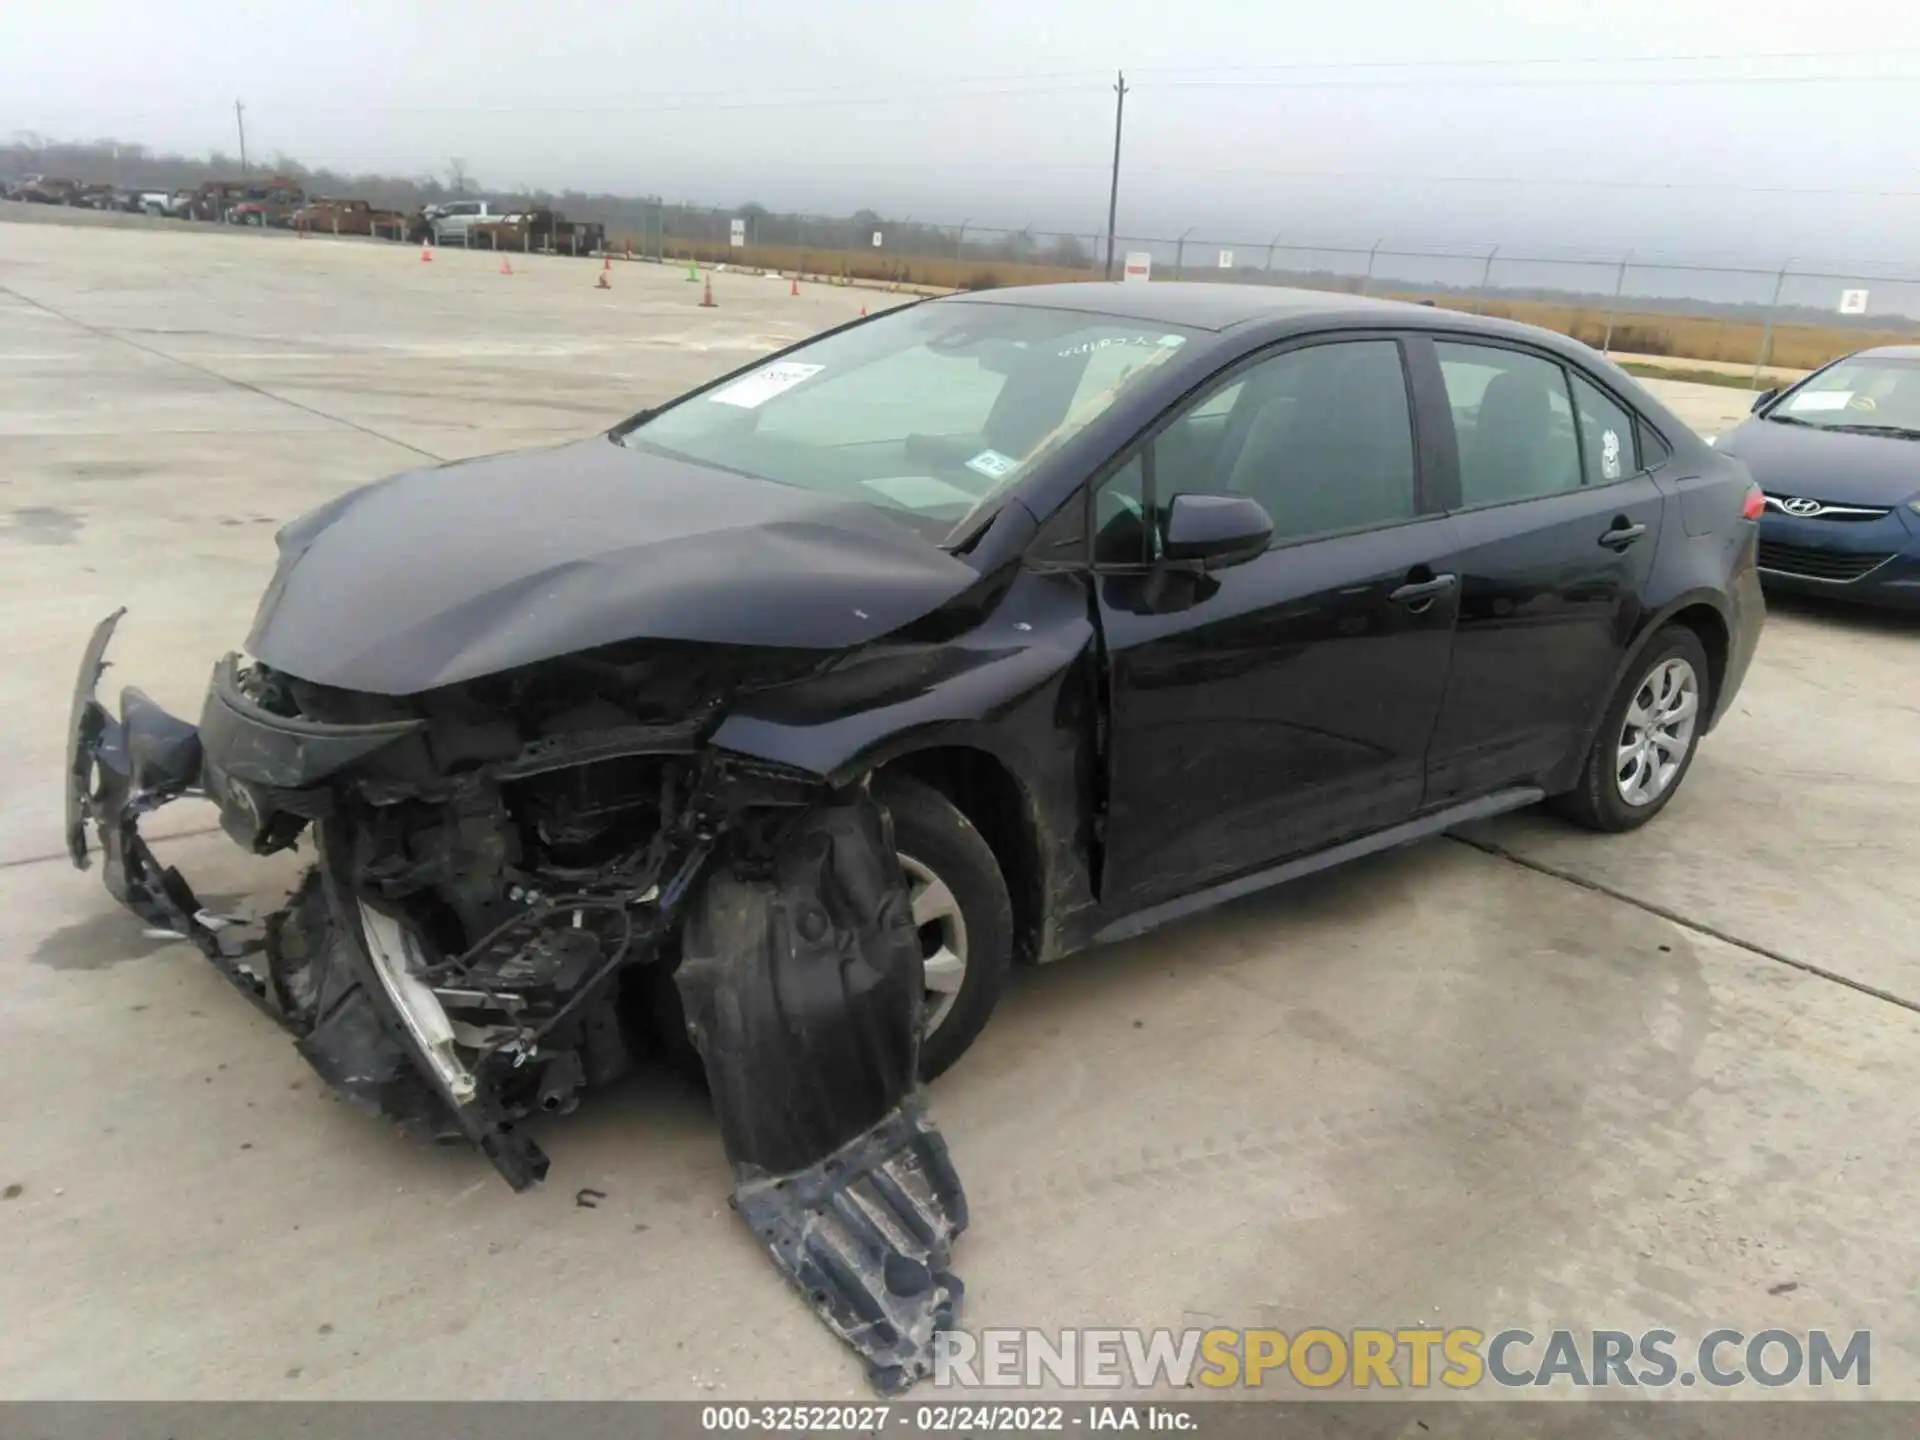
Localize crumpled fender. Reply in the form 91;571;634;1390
674;794;967;1394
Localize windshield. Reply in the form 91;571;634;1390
1769;355;1920;434
620;300;1197;540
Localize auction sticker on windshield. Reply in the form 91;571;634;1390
1787;390;1853;412
965;449;1020;481
709;363;824;409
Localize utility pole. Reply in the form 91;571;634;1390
1102;70;1128;281
234;99;248;176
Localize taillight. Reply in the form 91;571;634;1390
1742;486;1766;520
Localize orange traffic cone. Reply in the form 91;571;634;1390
699;274;716;308
499;257;513;275
603;253;613;272
789;276;800;297
419;242;432;263
859;304;868;316
595;269;611;290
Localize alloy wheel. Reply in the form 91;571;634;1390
1615;657;1700;807
899;852;968;1036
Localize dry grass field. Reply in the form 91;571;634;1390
627;236;1918;375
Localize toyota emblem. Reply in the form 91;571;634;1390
1781;496;1822;516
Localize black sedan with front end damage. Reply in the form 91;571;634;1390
68;283;1763;1391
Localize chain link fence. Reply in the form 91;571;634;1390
613;203;1920;381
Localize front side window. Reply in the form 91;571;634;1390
1156;339;1417;544
1092;455;1152;564
625;302;1197;540
1437;343;1583;507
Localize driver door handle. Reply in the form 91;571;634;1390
1599;520;1648;551
1389;573;1458;610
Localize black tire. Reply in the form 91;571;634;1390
876;774;1013;1081
641;777;1013;1085
1551;625;1712;833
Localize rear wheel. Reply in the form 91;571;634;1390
1551;625;1710;832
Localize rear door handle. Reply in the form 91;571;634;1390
1599;521;1648;551
1389;573;1458;609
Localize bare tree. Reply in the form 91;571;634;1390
448;157;470;196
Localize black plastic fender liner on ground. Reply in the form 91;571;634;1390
674;794;968;1394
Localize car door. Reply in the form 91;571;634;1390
1416;338;1667;803
1095;335;1463;913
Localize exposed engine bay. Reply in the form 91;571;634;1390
67;610;967;1394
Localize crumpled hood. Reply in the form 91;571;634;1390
247;438;980;695
1718;418;1920;507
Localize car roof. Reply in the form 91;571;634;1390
952;281;1412;332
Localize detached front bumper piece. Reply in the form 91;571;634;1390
677;799;968;1393
66;610;272;997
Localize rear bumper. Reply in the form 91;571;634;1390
1713;553;1766;727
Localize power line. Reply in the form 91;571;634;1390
1157;72;1920;91
1130;46;1920;77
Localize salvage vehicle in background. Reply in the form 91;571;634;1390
16;176;83;204
186;179;249;222
1714;345;1920;608
227;180;308;227
290;198;407;238
412;198;500;245
470;207;606;255
67;284;1763;1394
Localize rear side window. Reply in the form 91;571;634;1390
1569;373;1638;482
1436;343;1583;507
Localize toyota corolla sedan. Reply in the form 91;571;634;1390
66;283;1763;1391
1715;345;1920;609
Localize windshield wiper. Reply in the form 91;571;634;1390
1826;422;1920;441
1764;412;1816;428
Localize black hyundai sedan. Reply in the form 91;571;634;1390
1716;345;1920;609
66;283;1763;1391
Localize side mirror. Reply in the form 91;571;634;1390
1751;388;1777;414
1161;492;1272;569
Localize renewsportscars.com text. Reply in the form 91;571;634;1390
933;1327;1871;1390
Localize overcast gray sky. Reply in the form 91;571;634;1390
9;0;1920;266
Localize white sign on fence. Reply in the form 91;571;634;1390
730;218;746;247
872;231;884;248
1839;289;1869;315
1122;251;1152;283
1217;249;1234;269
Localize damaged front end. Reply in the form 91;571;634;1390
66;610;966;1392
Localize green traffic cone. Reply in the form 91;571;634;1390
686;256;699;281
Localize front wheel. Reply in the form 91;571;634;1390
1551;626;1711;832
877;775;1013;1080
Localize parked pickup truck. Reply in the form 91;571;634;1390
16;177;84;204
291;198;407;238
228;182;308;227
412;199;502;246
187;180;249;222
470;207;606;255
139;190;195;218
